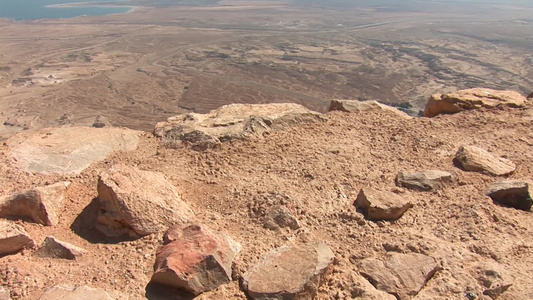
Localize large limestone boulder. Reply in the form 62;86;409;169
96;164;195;238
242;242;334;300
154;103;325;150
328;100;411;119
395;170;455;191
39;285;114;300
6;127;139;175
455;145;515;176
0;220;35;256
0;182;70;226
424;88;527;117
358;253;439;300
151;225;241;295
354;188;412;221
486;180;532;211
34;236;86;260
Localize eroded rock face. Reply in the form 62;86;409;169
358;253;438;300
424;88;527;118
0;182;70;226
35;236;86;260
396;170;455;191
154;103;325;150
354;188;412;221
242;242;334;300
0;220;35;256
328;100;411;119
151;225;241;295
6;127;139;175
455;146;516;176
486;180;532;211
96;165;195;238
38;285;114;300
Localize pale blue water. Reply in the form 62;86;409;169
0;0;131;20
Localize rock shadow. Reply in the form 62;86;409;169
145;282;194;300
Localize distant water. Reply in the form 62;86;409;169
0;0;132;20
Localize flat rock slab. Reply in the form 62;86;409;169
96;164;195;238
424;88;527;117
396;170;455;191
154;103;325;150
242;242;334;300
358;253;439;300
0;220;35;256
39;285;114;300
486;180;532;211
0;182;70;226
455;145;515;176
151;225;241;295
35;236;86;260
6;127;139;175
328;100;411;119
354;188;412;221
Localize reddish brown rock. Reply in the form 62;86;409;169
151;225;241;295
424;88;527;117
35;236;86;260
486;180;532;211
0;220;35;256
328;100;411;119
396;170;455;191
96;165;195;238
0;182;70;226
242;242;334;300
358;253;439;300
455;146;515;176
263;206;300;231
527;91;533;99
39;285;115;300
354;188;412;221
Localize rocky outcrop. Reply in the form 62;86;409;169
96;165;195;238
455;146;516;176
6;127;139;175
328;100;411;119
0;220;35;256
354;188;412;221
263;206;300;231
424;88;527;117
151;225;241;295
395;170;455;191
242;242;334;300
154;103;325;150
358;253;439;300
0;182;70;226
486;180;532;211
34;236;86;260
38;285;115;300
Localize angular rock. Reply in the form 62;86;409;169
154;103;325;150
472;262;512;300
424;88;527;117
35;236;86;260
486;180;532;211
6;127;139;175
0;220;35;256
395;170;455;191
455;145;516;176
96;164;195;238
39;285;114;300
358;253;438;300
0;182;70;226
354;188;412;221
242;242;334;300
151;225;241;295
328;100;411;119
263;206;300;231
0;286;9;300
